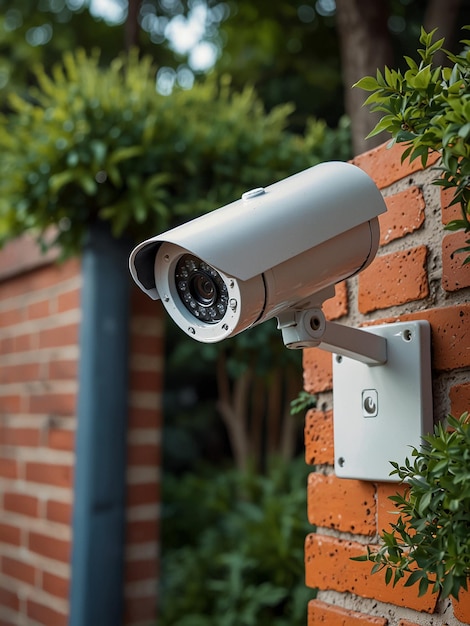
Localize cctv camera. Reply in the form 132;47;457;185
129;161;386;343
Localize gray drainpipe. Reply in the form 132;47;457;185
70;223;131;626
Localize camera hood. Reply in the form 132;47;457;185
130;161;386;300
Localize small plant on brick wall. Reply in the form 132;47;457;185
355;413;470;600
355;26;470;263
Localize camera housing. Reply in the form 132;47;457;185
129;161;387;343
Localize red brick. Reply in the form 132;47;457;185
308;474;375;535
125;558;158;583
2;556;37;585
442;231;470;291
399;621;421;626
28;392;77;416
130;333;163;356
452;586;470;624
38;323;79;349
129;369;163;392
46;500;72;525
57;287;81;313
27;599;67;626
0;587;20;612
0;426;40;447
124;594;157;623
308;599;387;625
0;523;21;546
0;307;26;328
380;186;425;245
131;286;164;317
48;359;78;380
27;299;50;321
305;409;334;466
28;532;70;563
305;533;438;613
25;462;73;488
0;363;40;385
358;246;429;313
128;407;162;430
323;281;348;320
127;444;160;467
352;141;440;189
441;186;461;224
3;492;39;518
449;383;470;418
127;482;160;507
0;395;22;414
47;428;75;451
42;570;69;600
126;520;158;544
0;332;35;354
0;458;18;479
303;348;332;394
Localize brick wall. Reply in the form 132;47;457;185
304;142;470;625
0;236;163;626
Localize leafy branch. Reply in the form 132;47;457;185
355;26;470;263
354;414;470;600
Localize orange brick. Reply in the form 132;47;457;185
305;409;334;466
380;186;425;245
323;282;348;321
442;231;470;291
452;586;470;624
3;492;39;518
308;599;387;625
449;383;470;418
25;462;73;488
441;186;461;224
399;621;421;626
48;359;78;380
358;246;429;313
0;395;22;414
376;483;408;534
352;141;440;189
2;556;37;586
0;363;40;385
27;599;67;626
303;348;332;394
305;533;438;613
308;474;375;535
28;532;70;563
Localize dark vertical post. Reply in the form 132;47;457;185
70;223;131;626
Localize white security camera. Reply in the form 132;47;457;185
130;161;435;483
129;161;386;344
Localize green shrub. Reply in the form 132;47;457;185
355;27;470;262
159;458;314;625
0;48;350;256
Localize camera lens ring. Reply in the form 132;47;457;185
175;254;229;324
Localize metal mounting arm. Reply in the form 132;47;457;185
277;308;387;365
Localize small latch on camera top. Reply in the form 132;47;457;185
241;187;266;200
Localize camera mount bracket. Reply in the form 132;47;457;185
277;309;433;481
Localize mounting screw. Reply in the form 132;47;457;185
338;457;345;467
335;355;343;364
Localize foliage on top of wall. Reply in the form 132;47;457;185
0;48;349;257
355;414;470;600
355;27;470;263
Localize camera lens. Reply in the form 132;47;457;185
175;254;229;323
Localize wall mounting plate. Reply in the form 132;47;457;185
333;321;433;482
